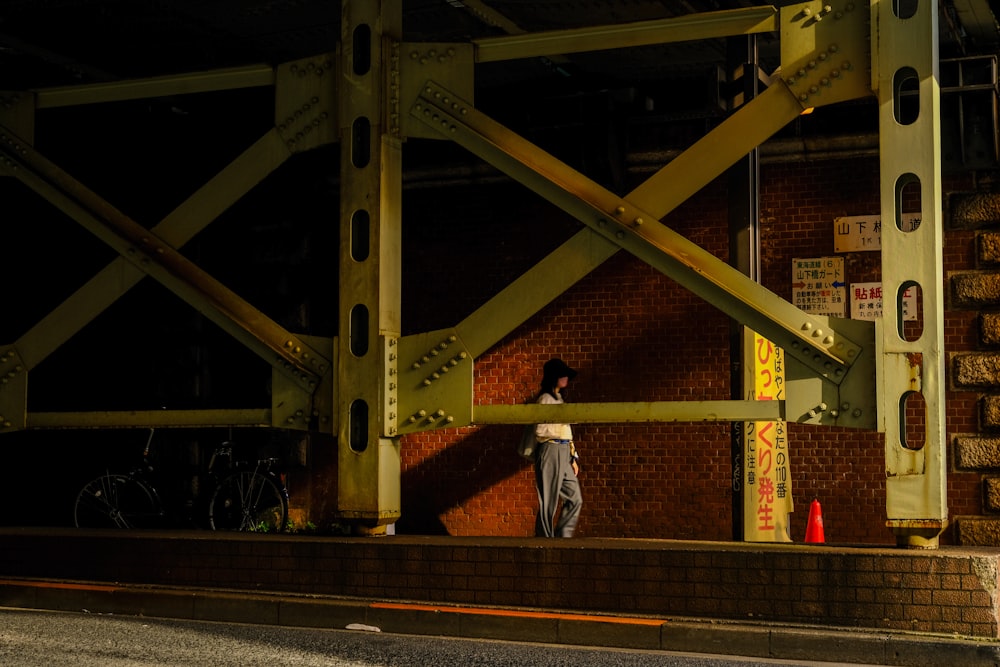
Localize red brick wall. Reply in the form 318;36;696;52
399;158;983;545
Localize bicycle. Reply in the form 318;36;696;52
73;428;289;532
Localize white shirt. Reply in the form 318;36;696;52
534;391;573;442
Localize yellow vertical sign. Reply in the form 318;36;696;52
743;330;793;542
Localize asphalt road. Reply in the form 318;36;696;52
0;607;880;667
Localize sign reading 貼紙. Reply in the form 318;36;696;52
850;281;917;321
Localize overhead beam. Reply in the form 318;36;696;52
33;64;276;109
26;409;272;430
473;7;779;63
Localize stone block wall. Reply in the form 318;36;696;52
950;193;1000;545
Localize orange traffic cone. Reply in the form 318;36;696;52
805;498;825;543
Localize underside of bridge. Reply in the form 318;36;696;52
1;0;999;546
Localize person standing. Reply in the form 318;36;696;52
533;358;582;538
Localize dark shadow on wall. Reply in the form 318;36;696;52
396;424;526;535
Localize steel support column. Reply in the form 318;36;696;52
335;0;402;528
874;0;948;547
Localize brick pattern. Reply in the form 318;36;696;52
398;159;988;545
2;531;998;638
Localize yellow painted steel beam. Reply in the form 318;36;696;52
473;7;779;63
410;83;869;378
474;400;784;425
777;0;873;109
33;64;276;109
274;53;340;153
628;85;806;217
26;409;272;430
0;127;329;394
334;0;401;526
873;0;948;547
4;128;291;372
396;328;473;435
456;229;618;359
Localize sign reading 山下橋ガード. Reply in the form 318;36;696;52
792;256;846;317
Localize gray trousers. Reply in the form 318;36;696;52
534;440;582;537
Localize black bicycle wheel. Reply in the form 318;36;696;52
73;474;161;529
208;471;288;532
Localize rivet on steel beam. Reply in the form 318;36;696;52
439;366;449;373
616;231;625;239
842;61;852;71
799;94;809;102
812;329;823;338
823;336;834;344
434;409;445;417
445;416;454;423
813;355;821;363
801;322;813;331
614;206;626;216
797;68;806;78
852;408;862;418
633;217;644;227
807;403;827;417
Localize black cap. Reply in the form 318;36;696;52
543;358;577;381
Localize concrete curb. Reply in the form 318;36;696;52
1;578;998;666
